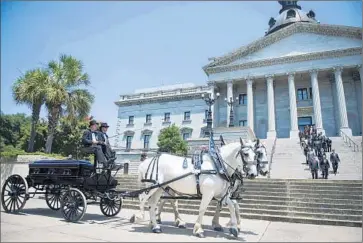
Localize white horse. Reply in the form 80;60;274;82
154;139;269;232
130;139;257;238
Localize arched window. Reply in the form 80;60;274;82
286;9;296;19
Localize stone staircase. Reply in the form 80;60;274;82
269;138;307;179
116;175;362;227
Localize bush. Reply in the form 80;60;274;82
0;146;65;160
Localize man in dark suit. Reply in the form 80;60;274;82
81;120;107;165
320;155;330;179
309;156;319;179
98;122;115;160
330;149;340;175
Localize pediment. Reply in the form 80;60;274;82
203;23;362;72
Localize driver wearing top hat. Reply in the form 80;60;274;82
98;122;115;160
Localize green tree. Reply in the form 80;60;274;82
0;112;31;149
157;124;188;156
44;54;94;153
12;69;48;152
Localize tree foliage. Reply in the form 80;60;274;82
157;124;188;156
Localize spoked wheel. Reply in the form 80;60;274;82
100;190;123;217
60;188;87;222
45;185;63;211
1;174;29;213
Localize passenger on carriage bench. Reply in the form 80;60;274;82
81;120;108;165
98;122;116;160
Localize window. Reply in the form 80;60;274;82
164;112;170;122
143;135;150;149
239;94;247;105
184;111;191;121
183;133;190;141
146;114;151;123
297;88;308;101
239;120;247;127
286;9;296;19
128;116;134;125
126;136;132;149
309;87;313;99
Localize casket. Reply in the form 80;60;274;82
28;159;94;185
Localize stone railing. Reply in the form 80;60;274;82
340;130;360;152
118;86;212;103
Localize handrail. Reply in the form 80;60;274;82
339;130;360;152
267;137;277;179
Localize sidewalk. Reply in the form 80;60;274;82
1;198;361;242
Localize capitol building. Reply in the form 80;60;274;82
114;1;362;153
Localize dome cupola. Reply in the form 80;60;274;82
265;1;318;35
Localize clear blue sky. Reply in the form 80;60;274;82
1;0;362;137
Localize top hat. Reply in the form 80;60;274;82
89;120;98;127
100;122;109;128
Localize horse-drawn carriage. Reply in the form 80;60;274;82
1;158;124;222
1;135;268;238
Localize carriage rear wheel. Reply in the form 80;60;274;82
1;174;29;213
45;185;63;211
100;190;122;217
60;188;87;222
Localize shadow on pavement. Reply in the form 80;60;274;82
1;207;123;224
120;220;249;241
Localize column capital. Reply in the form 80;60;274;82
333;66;344;75
287;72;295;81
246;79;254;86
265;74;274;80
309;69;319;78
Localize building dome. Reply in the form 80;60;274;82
265;1;318;35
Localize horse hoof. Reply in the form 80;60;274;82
229;228;238;237
130;215;135;223
196;232;205;238
178;223;186;229
213;226;224;232
152;227;162;233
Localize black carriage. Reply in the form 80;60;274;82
1;158;124;222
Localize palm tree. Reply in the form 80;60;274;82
12;68;48;152
44;54;94;153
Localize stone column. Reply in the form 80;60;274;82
309;70;325;135
266;75;276;138
246;79;254;131
334;66;352;136
227;81;233;127
358;65;363;85
210;86;216;129
288;73;299;138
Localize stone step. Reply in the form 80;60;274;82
122;199;361;215
122;202;362;221
121;203;362;227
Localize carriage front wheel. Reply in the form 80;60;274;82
100;190;123;217
1;174;29;213
60;188;87;222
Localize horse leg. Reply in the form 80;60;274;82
156;199;166;224
233;200;242;232
193;191;214;238
130;189;157;224
225;197;239;237
171;199;186;228
148;188;164;233
212;202;224;232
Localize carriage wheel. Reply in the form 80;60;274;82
60;188;87;222
1;174;29;213
45;185;63;211
100;190;122;217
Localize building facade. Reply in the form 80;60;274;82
114;1;362;151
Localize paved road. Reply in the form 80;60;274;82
1;198;361;242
